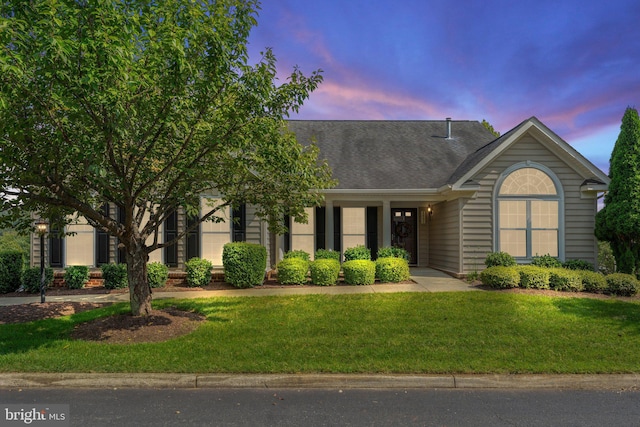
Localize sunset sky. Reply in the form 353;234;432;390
247;0;640;173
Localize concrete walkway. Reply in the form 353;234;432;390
0;268;477;306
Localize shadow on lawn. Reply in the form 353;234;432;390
0;299;239;355
552;297;640;334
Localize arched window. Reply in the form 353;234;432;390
495;164;563;259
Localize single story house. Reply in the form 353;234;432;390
31;117;609;276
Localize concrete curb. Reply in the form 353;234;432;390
2;373;639;390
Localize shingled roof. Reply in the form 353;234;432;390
287;120;497;190
445;118;524;186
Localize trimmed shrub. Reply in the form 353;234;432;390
342;260;376;285
223;243;267;288
277;258;309;285
185;257;213;288
377;246;410;261
0;231;29;268
375;257;410;283
480;266;519;289
147;262;169;288
283;250;311;262
548;268;583;292
310;259;340;286
597;241;616;275
0;251;24;293
315;249;341;262
581;271;608;294
532;254;562;268
516;265;550;289
344;245;371;261
21;267;54;293
101;263;128;289
605;273;639;296
562;259;594;271
64;265;89;289
484;252;516;267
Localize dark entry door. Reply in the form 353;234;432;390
391;208;417;265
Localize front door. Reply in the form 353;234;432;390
391;208;417;265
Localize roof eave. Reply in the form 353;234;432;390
450;117;610;188
322;186;478;201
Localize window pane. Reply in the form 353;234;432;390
499;201;526;228
532;230;558;257
531;201;558;228
499;168;556;195
500;230;526;257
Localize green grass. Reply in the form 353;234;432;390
2;292;640;374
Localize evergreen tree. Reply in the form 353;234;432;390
595;107;640;274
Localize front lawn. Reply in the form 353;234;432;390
2;292;640;373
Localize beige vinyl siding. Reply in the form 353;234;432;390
428;199;460;273
148;209;165;264
245;204;270;269
30;231;43;268
417;206;429;267
109;235;118;264
564;198;598;262
461;132;599;272
460;196;492;273
245;204;262;245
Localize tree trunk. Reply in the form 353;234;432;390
126;244;152;316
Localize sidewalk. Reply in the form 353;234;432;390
0;267;477;306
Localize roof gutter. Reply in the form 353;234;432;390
321;186;479;201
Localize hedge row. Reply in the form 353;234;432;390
8;243;409;292
484;251;594;271
480;265;638;296
275;251;411;286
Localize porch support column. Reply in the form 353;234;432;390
276;234;285;263
382;200;391;248
325;200;334;250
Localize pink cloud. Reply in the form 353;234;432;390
296;79;445;120
270;7;336;67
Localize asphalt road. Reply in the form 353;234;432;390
2;387;640;426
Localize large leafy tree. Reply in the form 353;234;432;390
481;119;500;137
0;0;334;315
595;107;640;274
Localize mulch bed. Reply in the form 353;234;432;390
69;307;206;344
0;301;113;325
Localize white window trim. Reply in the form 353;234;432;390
493;161;565;261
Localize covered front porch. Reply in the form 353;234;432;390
276;190;460;267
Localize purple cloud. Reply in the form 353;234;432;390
248;0;640;169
